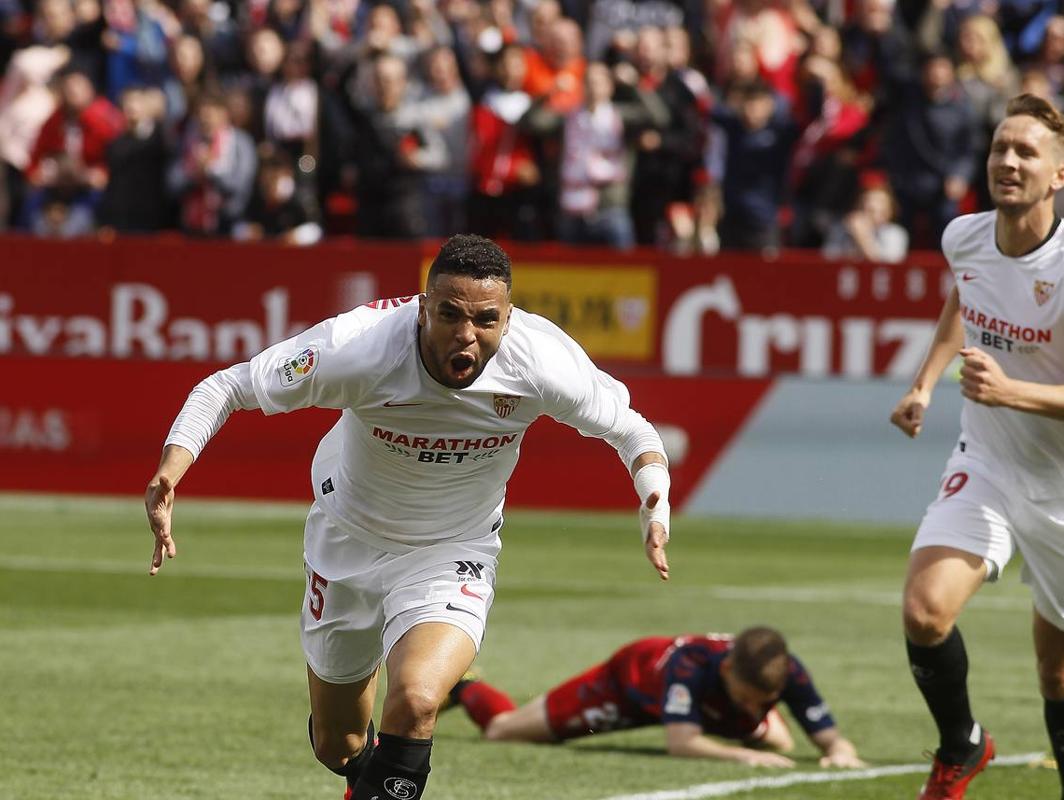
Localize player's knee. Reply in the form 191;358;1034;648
1036;657;1064;700
312;728;370;770
387;684;442;735
902;592;955;645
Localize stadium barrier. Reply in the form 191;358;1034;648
1;235;956;521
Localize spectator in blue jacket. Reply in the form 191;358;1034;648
711;80;798;252
883;50;974;248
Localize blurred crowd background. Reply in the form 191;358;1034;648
0;0;1061;259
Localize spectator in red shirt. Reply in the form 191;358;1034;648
469;43;541;239
23;64;123;230
167;91;258;236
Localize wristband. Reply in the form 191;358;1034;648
634;462;671;543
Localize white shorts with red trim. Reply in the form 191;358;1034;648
300;502;500;684
913;452;1064;630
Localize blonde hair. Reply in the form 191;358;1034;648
957;15;1013;87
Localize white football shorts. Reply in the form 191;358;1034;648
300;502;501;684
913;451;1064;630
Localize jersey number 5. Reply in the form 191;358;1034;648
308;571;328;620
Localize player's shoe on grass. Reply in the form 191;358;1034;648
438;670;479;713
917;728;996;800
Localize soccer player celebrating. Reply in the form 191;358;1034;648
443;626;865;768
891;93;1064;800
143;235;671;800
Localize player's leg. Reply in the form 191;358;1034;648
1015;500;1064;799
483;695;556;742
307;666;380;788
349;621;476;800
903;461;1014;785
1034;610;1064;798
446;676;526;736
903;545;987;762
300;505;391;795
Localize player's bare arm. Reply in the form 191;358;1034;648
632;450;670;580
145;443;195;575
810;727;866;768
960;346;1064;417
664;721;796;767
891;285;964;438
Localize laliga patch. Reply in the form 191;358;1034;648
664;683;692;715
278;346;318;387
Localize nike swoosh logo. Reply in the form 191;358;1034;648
461;584;484;600
445;603;479;617
961;273;977;282
382;400;423;407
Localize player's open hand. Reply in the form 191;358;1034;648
959;347;1014;407
819;751;866;769
145;474;177;575
642;491;670;581
889;388;930;438
737;749;796;768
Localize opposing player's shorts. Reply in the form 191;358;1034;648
544;659;635;740
913;452;1064;629
300;502;501;684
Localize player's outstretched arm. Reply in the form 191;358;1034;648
890;286;963;438
810;727;866;768
664;722;796;767
145;444;194;575
145;363;260;575
632;451;670;581
960;346;1064;418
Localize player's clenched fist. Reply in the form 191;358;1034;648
959;347;1015;407
890;387;931;438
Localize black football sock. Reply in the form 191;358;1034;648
906;627;978;763
1043;698;1064;797
352;732;432;800
449;677;474;707
309;716;376;789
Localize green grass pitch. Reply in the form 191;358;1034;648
0;494;1056;799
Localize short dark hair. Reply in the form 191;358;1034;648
731;79;772;101
427;234;512;291
1006;93;1064;145
730;627;790;695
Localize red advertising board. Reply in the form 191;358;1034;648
2;235;947;376
1;356;771;508
0;235;947;506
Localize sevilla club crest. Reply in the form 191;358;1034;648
493;394;521;418
1035;280;1056;307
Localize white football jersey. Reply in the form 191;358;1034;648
945;211;1064;499
248;297;659;550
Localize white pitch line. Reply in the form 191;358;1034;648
707;585;1032;612
0;554;300;581
596;752;1044;800
0;556;1035;611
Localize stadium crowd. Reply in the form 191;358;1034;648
0;0;1059;255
